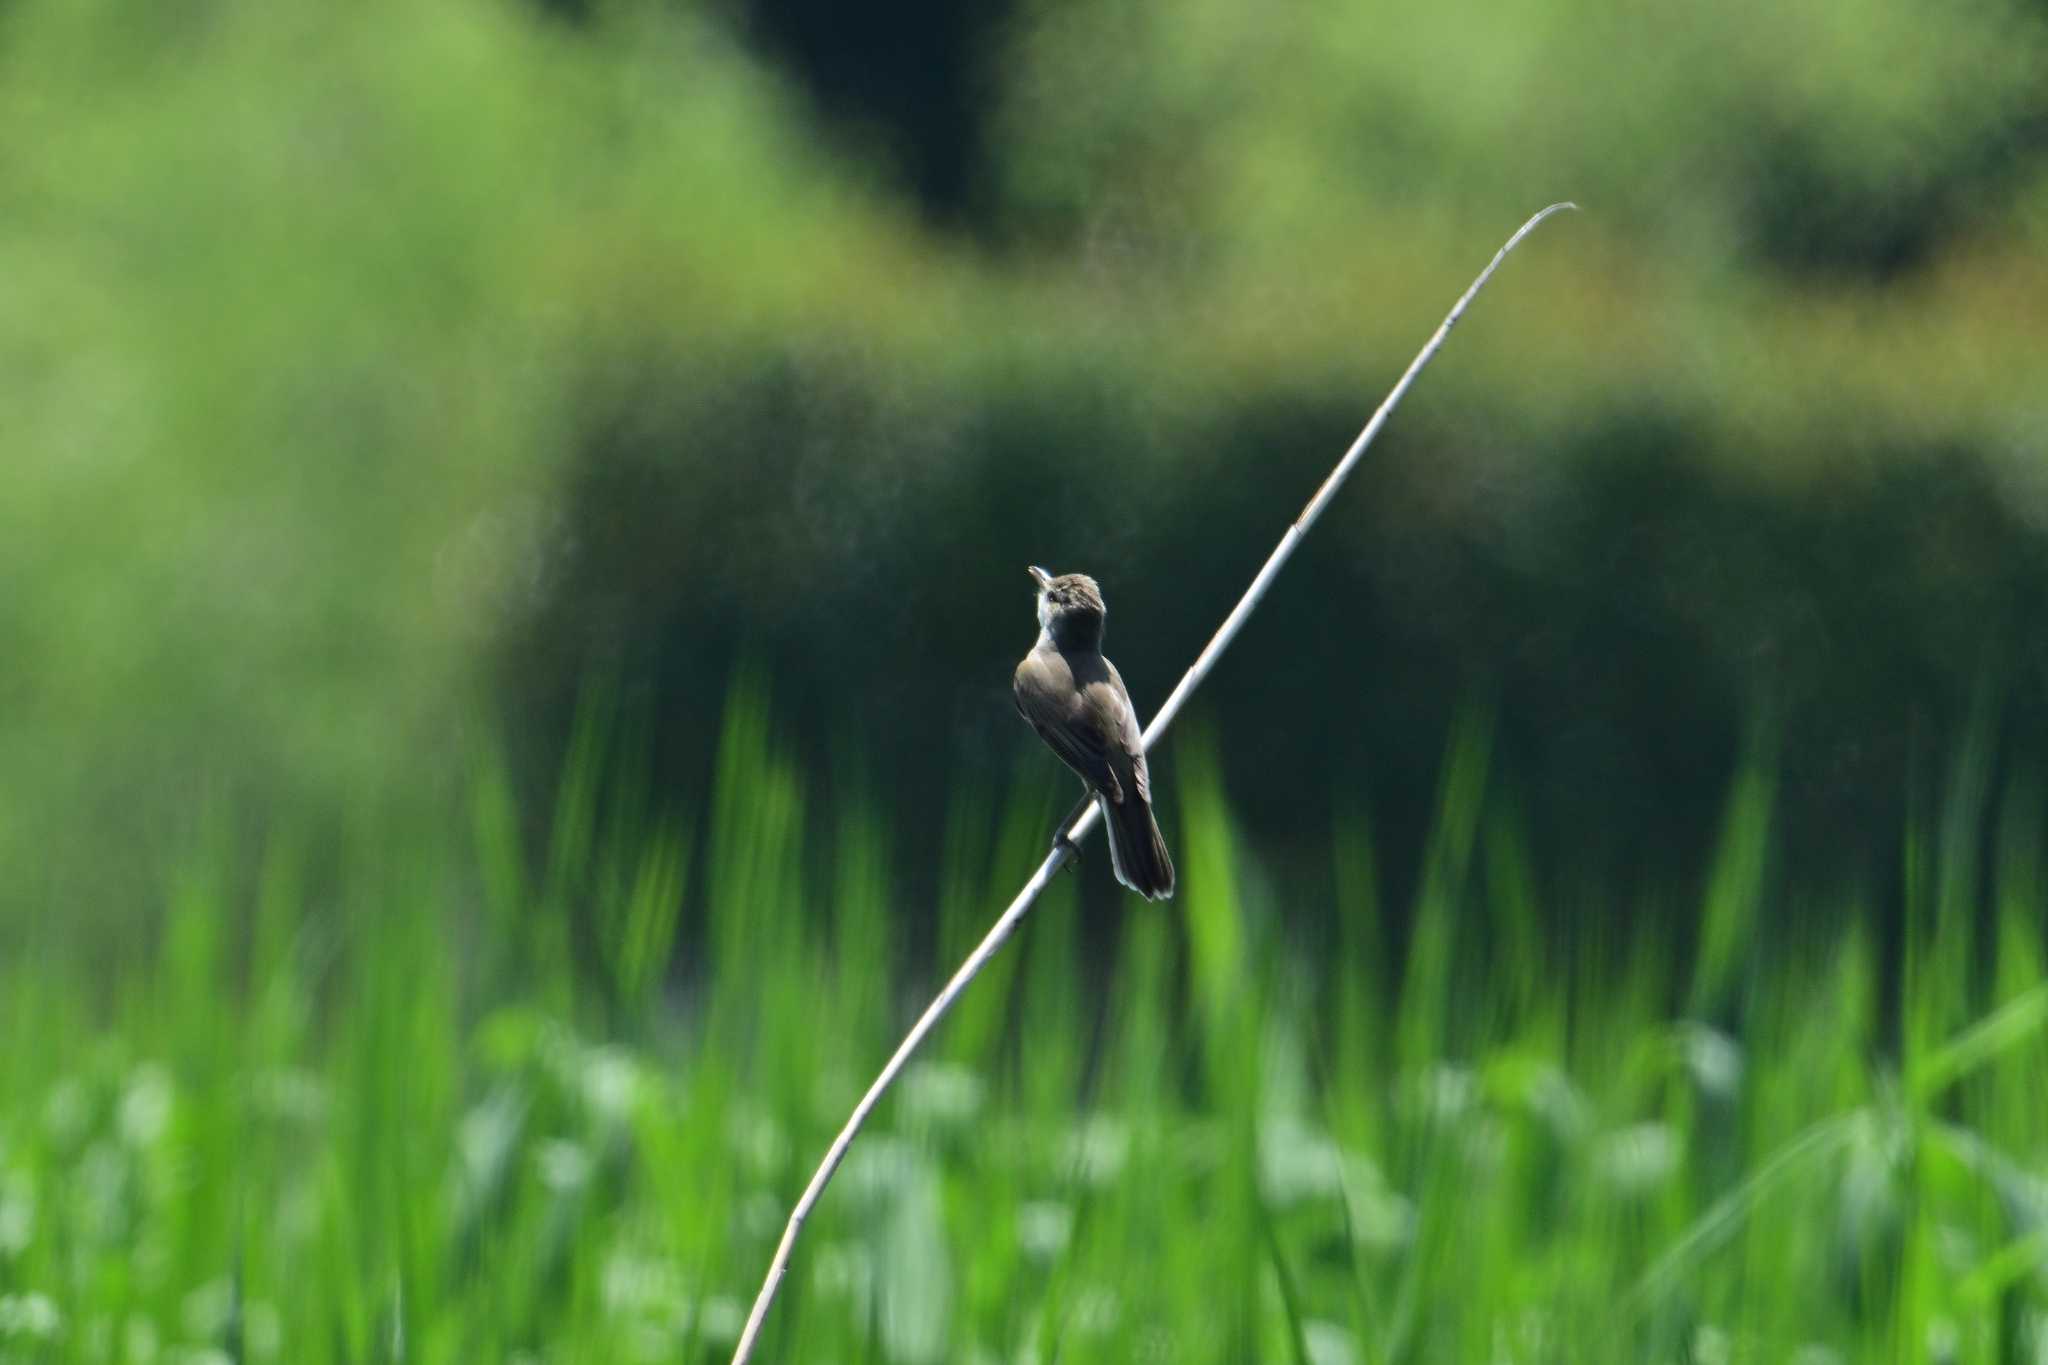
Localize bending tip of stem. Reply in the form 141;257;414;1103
1497;202;1579;257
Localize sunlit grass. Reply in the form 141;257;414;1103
3;677;2047;1363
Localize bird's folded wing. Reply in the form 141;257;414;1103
1097;667;1152;805
1016;664;1123;802
1027;714;1122;803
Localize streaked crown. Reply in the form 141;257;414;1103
1043;573;1104;617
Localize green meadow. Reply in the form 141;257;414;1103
4;680;2045;1364
6;1;2047;1361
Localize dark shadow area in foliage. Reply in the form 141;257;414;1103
526;0;1010;219
1739;103;2048;279
729;0;1007;221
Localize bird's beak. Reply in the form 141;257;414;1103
1027;565;1053;591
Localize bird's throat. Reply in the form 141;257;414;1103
1043;614;1104;654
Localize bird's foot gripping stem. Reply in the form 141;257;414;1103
1050;793;1092;874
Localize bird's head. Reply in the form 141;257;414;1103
1028;566;1107;646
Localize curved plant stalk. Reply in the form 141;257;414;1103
729;202;1577;1364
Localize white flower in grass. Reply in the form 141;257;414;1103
1015;1201;1073;1261
180;1278;234;1339
597;1252;691;1361
581;1048;641;1123
813;1241;876;1326
1304;1319;1359;1365
1356;1204;1417;1253
536;1139;592;1193
1060;1116;1129;1187
0;1172;34;1256
458;1092;525;1190
696;1295;745;1346
837;1136;916;1203
1401;1064;1478;1127
77;1142;131;1242
1520;1065;1591;1143
1837;1117;1904;1251
1679;1024;1743;1100
601;1250;687;1317
119;1066;174;1147
0;1292;60;1340
1258;1116;1345;1207
1789;1346;1843;1365
899;1062;985;1129
724;1109;789;1178
252;1068;328;1127
1592;1122;1680;1194
875;1154;949;1365
2021;1310;2048;1363
1343;1164;1415;1256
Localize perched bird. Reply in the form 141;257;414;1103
1013;566;1175;900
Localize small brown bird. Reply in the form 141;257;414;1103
1013;566;1175;900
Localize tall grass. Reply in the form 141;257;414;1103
3;676;2046;1363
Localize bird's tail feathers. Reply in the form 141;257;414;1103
1099;794;1175;901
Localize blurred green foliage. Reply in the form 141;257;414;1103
996;0;2048;277
5;0;2046;917
2;681;2047;1360
0;0;914;915
4;0;2048;1351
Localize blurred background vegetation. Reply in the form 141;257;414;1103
4;0;2048;1358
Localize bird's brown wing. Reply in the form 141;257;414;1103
1094;660;1152;806
1015;651;1123;802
